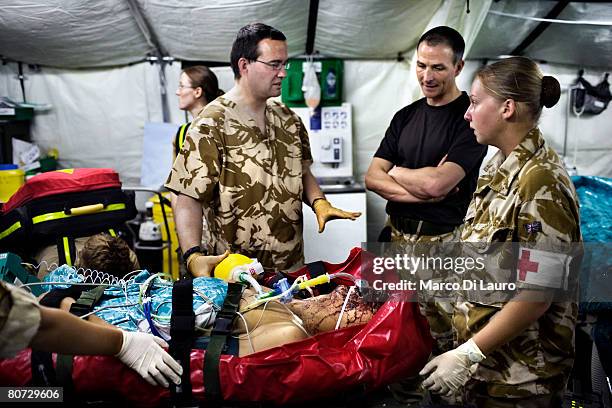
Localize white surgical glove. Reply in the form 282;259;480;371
115;331;183;388
419;338;485;396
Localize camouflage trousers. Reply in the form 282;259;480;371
388;217;459;354
385;217;460;405
465;382;564;408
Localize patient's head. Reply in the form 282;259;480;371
77;233;139;278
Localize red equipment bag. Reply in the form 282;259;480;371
0;248;433;406
0;168;136;252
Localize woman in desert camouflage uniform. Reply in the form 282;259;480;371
420;57;581;407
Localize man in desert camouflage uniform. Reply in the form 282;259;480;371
421;128;582;407
166;23;360;278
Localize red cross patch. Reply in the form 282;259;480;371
516;248;569;289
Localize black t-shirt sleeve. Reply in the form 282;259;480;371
374;106;410;163
445;120;487;175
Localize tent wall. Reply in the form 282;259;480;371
1;58;610;240
1;0;610;240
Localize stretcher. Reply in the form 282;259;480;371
0;248;433;406
0;168;137;254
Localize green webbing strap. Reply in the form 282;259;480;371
69;285;107;316
56;236;77;266
204;282;244;401
56;285;107;395
55;354;74;394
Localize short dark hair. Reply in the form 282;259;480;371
230;23;286;79
417;26;465;64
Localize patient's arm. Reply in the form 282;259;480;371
59;297;115;327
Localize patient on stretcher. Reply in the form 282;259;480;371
38;242;380;356
40;266;380;357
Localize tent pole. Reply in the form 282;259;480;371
18;62;26;103
305;0;320;54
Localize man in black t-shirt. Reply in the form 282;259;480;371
365;26;486;404
366;26;486;239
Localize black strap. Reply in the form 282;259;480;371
306;260;326;278
55;354;74;394
169;278;197;407
390;215;456;236
30;351;57;386
56;236;77;266
175;123;190;157
204;282;244;402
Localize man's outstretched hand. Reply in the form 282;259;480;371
312;198;361;233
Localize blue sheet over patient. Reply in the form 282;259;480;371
42;266;228;340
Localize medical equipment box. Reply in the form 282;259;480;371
281;58;343;107
0;168;137;253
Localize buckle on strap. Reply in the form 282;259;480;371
390;215;455;236
68;302;91;317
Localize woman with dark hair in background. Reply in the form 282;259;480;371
171;66;224;245
420;56;581;407
174;65;223;159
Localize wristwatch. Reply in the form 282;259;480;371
182;246;203;266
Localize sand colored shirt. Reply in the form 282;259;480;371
166;96;313;274
0;281;41;358
457;128;581;398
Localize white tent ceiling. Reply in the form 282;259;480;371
0;0;440;68
470;1;612;69
1;1;610;69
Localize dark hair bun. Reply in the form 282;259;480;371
541;75;561;108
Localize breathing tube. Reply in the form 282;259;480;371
245;271;361;312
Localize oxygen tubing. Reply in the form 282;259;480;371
328;272;357;284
